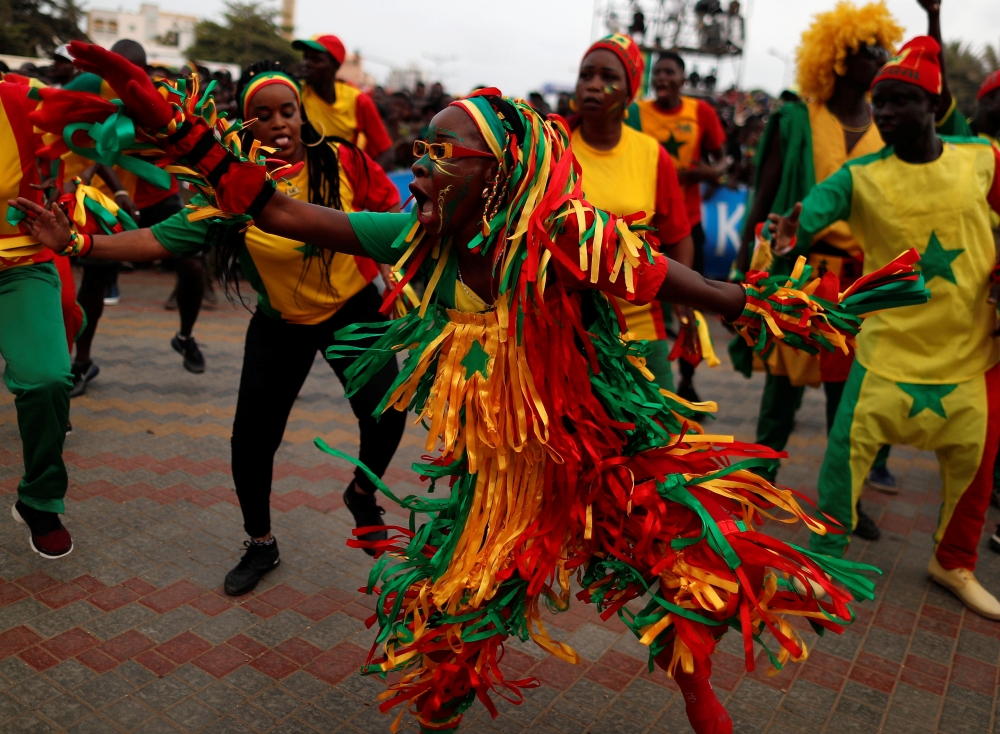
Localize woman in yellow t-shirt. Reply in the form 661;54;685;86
570;34;695;393
34;63;407;595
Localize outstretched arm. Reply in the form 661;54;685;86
655;257;746;321
8;197;171;260
920;0;954;122
252;193;368;256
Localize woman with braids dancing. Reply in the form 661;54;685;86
22;62;407;595
15;44;932;733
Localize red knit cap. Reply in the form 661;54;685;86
979;70;1000;101
585;33;645;103
871;36;942;96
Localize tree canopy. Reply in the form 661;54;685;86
185;1;297;71
0;0;88;57
944;41;1000;118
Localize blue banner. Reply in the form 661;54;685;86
389;170;415;211
700;184;748;280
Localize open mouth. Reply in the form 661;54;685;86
410;184;435;225
272;135;290;148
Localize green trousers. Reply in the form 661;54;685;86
0;263;72;513
755;371;888;482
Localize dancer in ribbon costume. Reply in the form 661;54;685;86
15;62;407;596
12;43;931;734
570;34;697;391
734;2;902;512
766;37;1000;620
0;77;75;558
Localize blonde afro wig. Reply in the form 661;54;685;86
795;1;904;103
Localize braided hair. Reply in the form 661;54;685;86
212;60;365;307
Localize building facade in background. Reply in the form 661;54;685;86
86;4;196;69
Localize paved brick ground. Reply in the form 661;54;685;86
0;269;998;734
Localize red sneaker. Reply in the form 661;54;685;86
12;501;73;559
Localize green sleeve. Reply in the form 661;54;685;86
64;73;103;94
936;99;973;137
624;102;642;133
347;212;413;264
149;201;212;257
792;164;854;258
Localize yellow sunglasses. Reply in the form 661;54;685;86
413;140;495;161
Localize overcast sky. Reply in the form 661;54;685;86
140;0;1000;96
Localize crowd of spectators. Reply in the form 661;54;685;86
368;81;454;170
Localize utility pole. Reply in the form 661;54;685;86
280;0;295;40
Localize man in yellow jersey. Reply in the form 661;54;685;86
769;37;1000;619
293;34;393;162
0;77;74;559
734;3;903;534
628;50;726;401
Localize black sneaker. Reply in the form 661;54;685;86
853;502;881;541
344;484;387;556
224;539;280;596
69;361;99;398
989;525;1000;555
676;379;701;403
12;501;73;559
171;334;205;374
866;465;898;495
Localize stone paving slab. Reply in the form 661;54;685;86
0;269;997;733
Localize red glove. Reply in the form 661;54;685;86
67;41;173;129
66;42;274;219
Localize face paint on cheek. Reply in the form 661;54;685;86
436;185;454;234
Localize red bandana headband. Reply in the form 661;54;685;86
871;36;942;96
979;70;1000;101
585;33;645;104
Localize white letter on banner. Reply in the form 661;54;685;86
716;201;744;256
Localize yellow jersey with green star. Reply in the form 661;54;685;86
151;144;399;324
796;138;1000;384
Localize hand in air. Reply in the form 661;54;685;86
6;198;73;252
765;202;802;257
66;42;174;129
917;0;941;15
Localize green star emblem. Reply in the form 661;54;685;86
662;132;686;159
461;340;490;378
294;243;321;261
917;232;963;285
898;382;958;418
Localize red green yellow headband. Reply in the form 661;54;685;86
585;33;645;104
239;71;300;119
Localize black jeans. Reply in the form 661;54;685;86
231;284;406;537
